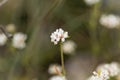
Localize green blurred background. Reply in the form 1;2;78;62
0;0;120;80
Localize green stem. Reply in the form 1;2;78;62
7;52;21;80
89;3;101;56
60;42;66;76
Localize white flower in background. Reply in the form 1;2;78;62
97;62;120;77
84;0;100;5
12;32;27;49
6;24;16;33
49;75;67;80
0;34;7;46
88;62;120;80
100;14;120;29
63;40;76;54
88;69;109;80
109;62;120;76
48;64;62;75
93;69;109;80
50;28;68;45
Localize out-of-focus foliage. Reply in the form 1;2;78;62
0;0;120;80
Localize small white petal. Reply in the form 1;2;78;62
64;32;68;38
61;38;65;42
54;41;58;45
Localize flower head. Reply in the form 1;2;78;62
12;32;27;49
88;69;109;80
88;62;120;80
50;28;68;45
97;62;120;77
48;64;62;75
100;14;120;29
49;75;67;80
0;33;7;46
93;69;110;80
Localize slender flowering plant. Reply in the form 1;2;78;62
50;28;69;76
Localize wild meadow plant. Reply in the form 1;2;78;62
49;28;69;80
0;0;120;80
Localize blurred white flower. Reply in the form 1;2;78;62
94;69;109;80
88;69;109;80
109;62;120;76
63;40;76;54
84;0;100;5
100;14;120;29
48;64;62;75
97;62;120;77
49;75;67;80
12;32;27;49
0;34;7;46
50;28;68;45
6;24;16;33
88;62;120;80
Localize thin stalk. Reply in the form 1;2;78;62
60;42;66;76
89;3;101;56
7;52;21;80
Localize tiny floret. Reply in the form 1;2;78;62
50;28;68;45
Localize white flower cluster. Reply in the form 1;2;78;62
12;32;27;49
48;64;67;80
100;14;120;29
97;62;120;77
50;28;68;45
84;0;100;5
0;25;27;49
88;69;109;80
62;40;76;55
88;62;120;80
